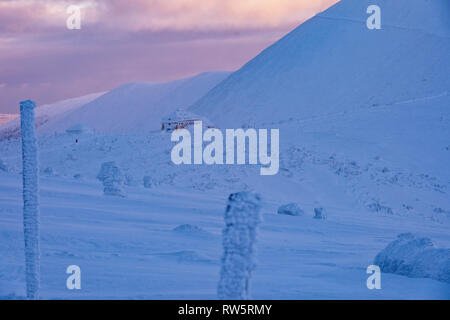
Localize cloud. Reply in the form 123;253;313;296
0;0;99;35
0;0;338;34
98;0;338;31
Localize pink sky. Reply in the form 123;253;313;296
0;0;338;113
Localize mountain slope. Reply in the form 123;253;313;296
0;114;18;127
0;92;104;140
39;72;231;135
189;0;450;127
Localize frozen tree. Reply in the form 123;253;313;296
97;161;125;197
218;192;262;300
143;176;153;188
20;100;40;300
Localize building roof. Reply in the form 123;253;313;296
161;109;213;126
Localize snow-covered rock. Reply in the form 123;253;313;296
277;203;304;216
43;167;56;176
374;233;450;283
143;176;159;189
97;161;126;197
173;224;208;236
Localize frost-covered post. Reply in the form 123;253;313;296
20;100;40;300
218;192;262;300
97;161;125;197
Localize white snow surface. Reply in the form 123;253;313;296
0;90;449;299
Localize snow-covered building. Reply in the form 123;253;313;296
161;109;213;131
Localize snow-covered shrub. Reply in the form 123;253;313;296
143;176;155;188
97;161;125;197
124;174;137;186
332;159;361;177
374;233;450;283
218;192;262;300
277;203;304;216
164;173;176;185
313;207;327;220
173;224;208;236
20;100;40;299
43;167;55;176
143;175;165;188
366;199;393;215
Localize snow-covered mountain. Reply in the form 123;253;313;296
189;0;450;127
1;0;449;299
0;114;18;127
0;92;104;139
38;72;231;135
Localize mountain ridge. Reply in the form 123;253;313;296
37;71;231;135
189;0;450;127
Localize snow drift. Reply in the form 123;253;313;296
375;233;450;284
